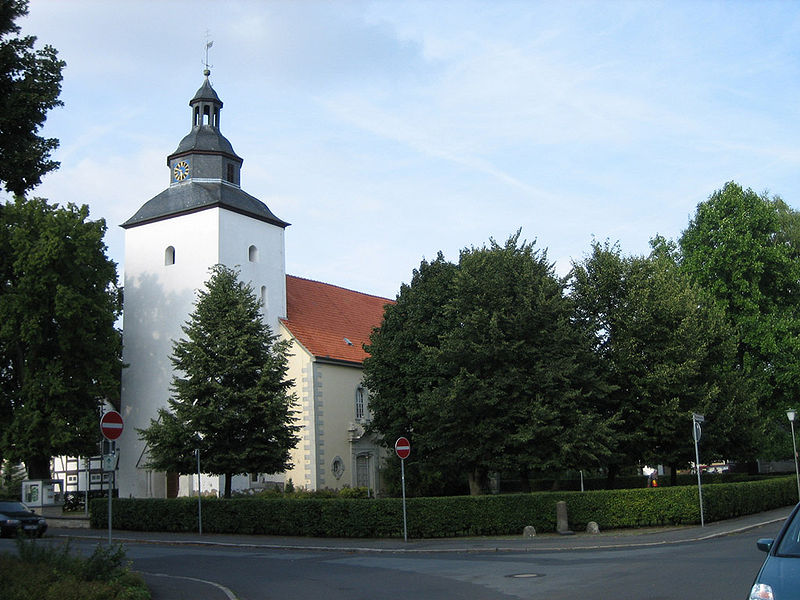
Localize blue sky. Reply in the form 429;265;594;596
11;0;800;299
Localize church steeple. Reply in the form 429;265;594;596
118;63;290;500
166;69;243;187
122;71;288;230
191;69;222;129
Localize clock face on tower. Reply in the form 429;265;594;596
173;160;190;182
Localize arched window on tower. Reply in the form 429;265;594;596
260;286;267;312
248;245;258;262
203;105;211;125
165;246;175;266
193;106;200;127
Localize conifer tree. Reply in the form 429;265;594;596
139;265;299;498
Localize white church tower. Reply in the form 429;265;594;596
117;69;289;498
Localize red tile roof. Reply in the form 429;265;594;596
282;275;393;364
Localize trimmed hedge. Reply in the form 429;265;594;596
91;476;798;538
509;471;770;492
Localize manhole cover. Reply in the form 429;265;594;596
508;573;544;579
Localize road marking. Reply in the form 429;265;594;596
141;571;237;600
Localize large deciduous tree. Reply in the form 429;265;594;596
0;197;122;479
571;238;756;483
362;253;463;496
0;0;64;196
365;233;612;495
679;182;800;455
139;265;299;499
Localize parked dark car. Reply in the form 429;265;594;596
0;501;47;538
750;502;800;599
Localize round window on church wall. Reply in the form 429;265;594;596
332;457;345;480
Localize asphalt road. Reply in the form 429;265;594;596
128;526;775;599
8;519;780;600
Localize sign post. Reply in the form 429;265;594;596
196;448;203;535
395;437;411;542
692;413;705;528
100;411;124;544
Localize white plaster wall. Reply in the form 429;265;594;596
118;207;287;498
118;209;220;498
219;210;286;330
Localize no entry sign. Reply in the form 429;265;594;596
100;410;124;441
395;436;411;460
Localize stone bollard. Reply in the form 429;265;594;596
586;521;600;534
556;501;574;535
523;525;536;538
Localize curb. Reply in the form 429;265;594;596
51;514;788;554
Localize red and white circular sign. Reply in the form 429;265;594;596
100;410;124;441
395;436;411;460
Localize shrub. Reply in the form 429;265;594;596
91;476;798;539
0;538;149;600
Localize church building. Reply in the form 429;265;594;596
116;70;389;498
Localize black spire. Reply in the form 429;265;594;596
167;69;242;178
122;71;289;230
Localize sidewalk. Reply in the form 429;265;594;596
48;505;793;554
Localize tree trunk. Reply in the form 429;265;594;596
519;469;531;493
224;473;233;498
605;464;619;489
25;455;51;480
467;467;488;495
670;463;678;486
166;472;179;498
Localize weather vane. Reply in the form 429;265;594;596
203;31;214;76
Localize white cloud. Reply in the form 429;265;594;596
11;0;800;300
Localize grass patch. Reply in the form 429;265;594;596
0;536;150;600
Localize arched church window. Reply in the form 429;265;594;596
203;105;211;125
165;246;175;266
260;286;268;310
355;386;365;421
248;245;258;262
226;163;235;183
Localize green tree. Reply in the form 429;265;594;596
365;233;612;495
139;265;299;498
0;459;25;499
0;197;122;479
0;0;64;196
569;241;630;484
679;182;800;455
571;239;750;483
363;253;465;496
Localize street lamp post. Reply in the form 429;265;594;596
788;409;800;502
